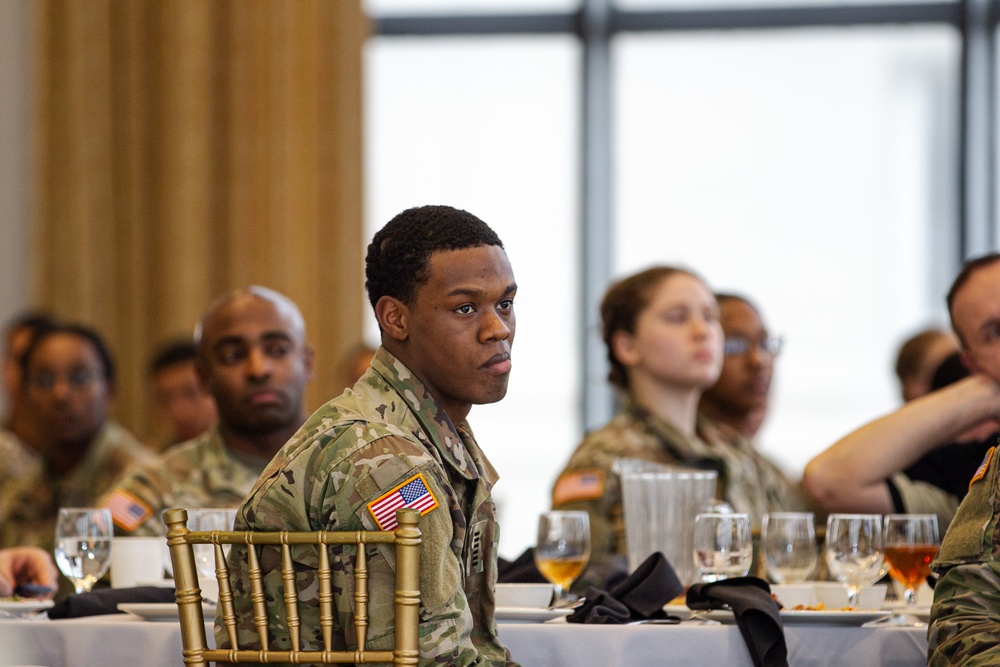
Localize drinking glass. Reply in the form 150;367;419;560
693;512;753;582
824;513;884;608
54;507;114;594
762;512;817;584
877;513;938;626
534;511;590;604
190;508;238;578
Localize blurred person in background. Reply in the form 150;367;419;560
0;323;151;551
1;312;57;451
699;293;781;441
337;341;376;392
551;267;805;577
102;286;313;536
894;326;958;403
147;339;217;452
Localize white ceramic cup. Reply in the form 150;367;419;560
110;536;167;588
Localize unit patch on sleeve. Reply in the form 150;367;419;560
104;489;154;532
552;468;605;505
367;472;440;531
970;446;995;489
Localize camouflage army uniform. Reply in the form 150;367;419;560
219;347;517;667
100;427;269;536
551;399;806;565
0;421;151;551
928;445;1000;665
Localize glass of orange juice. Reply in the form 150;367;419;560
534;511;590;604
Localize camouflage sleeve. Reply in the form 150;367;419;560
928;560;1000;666
99;465;167;537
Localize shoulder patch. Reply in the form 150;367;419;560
367;472;439;531
104;488;154;532
553;469;605;505
970;446;995;489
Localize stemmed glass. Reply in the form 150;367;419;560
54;507;114;594
762;512;818;584
190;508;239;579
825;513;884;608
534;511;590;604
877;513;938;626
693;512;753;582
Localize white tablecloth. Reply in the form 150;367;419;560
0;614;928;667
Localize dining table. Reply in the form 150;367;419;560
0;609;929;667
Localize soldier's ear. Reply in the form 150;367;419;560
375;296;409;342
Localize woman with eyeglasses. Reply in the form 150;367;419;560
551;266;806;575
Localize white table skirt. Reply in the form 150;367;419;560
0;614;928;667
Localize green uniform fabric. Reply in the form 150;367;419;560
551;399;807;565
101;427;267;536
0;421;151;551
218;347;517;667
928;446;1000;666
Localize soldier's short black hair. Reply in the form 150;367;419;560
947;252;1000;344
365;205;504;309
148;339;198;376
4;311;57;352
20;323;116;387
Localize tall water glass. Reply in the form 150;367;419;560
54;507;113;594
693;512;753;582
190;508;238;578
825;513;884;608
534;511;590;603
762;512;817;584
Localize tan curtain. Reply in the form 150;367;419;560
31;0;366;441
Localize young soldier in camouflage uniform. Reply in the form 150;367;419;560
222;205;519;666
551;267;804;572
924;254;1000;665
100;287;313;536
0;324;152;552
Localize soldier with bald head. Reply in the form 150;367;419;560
101;286;314;536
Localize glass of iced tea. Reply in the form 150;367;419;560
879;513;938;626
534;511;590;604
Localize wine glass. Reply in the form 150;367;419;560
877;513;938;626
693;512;753;582
534;511;590;604
190;508;238;578
824;513;884;608
54;507;114;594
762;512;817;584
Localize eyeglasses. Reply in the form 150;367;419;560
723;336;783;357
26;367;100;391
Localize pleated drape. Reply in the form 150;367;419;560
31;0;367;440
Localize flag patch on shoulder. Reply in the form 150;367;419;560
104;489;153;532
367;472;439;531
970;446;995;489
552;469;605;505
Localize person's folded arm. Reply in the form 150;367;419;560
803;375;1000;513
929;561;1000;666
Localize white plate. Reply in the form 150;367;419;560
118;602;216;622
495;607;572;623
0;599;54;616
880;602;932;621
665;604;892;626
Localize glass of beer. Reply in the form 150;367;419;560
877;513;938;626
534;511;590;604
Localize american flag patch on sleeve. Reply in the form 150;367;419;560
970;446;995;489
552;468;605;505
367;473;439;531
104;489;154;532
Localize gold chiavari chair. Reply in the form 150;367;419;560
163;507;421;667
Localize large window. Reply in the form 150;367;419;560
365;1;995;558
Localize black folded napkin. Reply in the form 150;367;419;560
48;585;176;619
687;576;788;667
497;547;549;584
567;551;684;624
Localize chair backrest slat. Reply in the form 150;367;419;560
162;507;422;666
